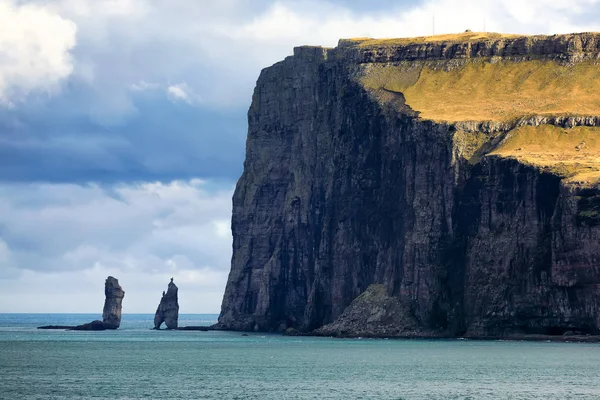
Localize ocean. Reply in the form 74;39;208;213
1;314;599;399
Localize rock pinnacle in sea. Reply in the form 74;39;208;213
102;276;125;329
154;278;179;329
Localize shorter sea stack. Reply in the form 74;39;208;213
38;276;125;331
154;278;179;329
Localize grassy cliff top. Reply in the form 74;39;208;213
346;32;524;47
361;59;600;122
349;32;600;122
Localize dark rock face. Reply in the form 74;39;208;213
338;32;600;63
217;34;600;338
102;276;125;329
154;278;179;329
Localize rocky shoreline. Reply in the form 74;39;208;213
313;333;600;343
37;322;600;342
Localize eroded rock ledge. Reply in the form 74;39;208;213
332;32;600;63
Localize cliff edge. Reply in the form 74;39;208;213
217;32;600;338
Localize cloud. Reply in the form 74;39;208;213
0;0;76;105
0;97;247;183
167;83;198;104
0;179;233;312
56;0;149;18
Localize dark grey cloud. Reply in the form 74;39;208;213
0;94;247;182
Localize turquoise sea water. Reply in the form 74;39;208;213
1;314;600;399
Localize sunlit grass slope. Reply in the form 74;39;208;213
354;32;600;185
489;125;600;185
361;60;600;122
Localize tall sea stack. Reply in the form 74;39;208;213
39;276;125;330
102;276;125;329
154;278;179;329
217;32;600;338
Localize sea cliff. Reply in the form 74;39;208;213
217;32;600;338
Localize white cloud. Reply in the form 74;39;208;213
167;83;198;104
0;179;233;312
0;0;76;105
56;0;149;18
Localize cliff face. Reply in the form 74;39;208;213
217;32;600;337
154;279;179;329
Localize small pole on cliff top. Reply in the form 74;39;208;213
432;13;435;36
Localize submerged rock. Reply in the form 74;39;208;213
154;278;179;329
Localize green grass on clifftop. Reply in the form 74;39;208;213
349;32;522;47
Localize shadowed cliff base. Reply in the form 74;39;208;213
217;32;600;340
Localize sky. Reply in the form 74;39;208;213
0;0;598;313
